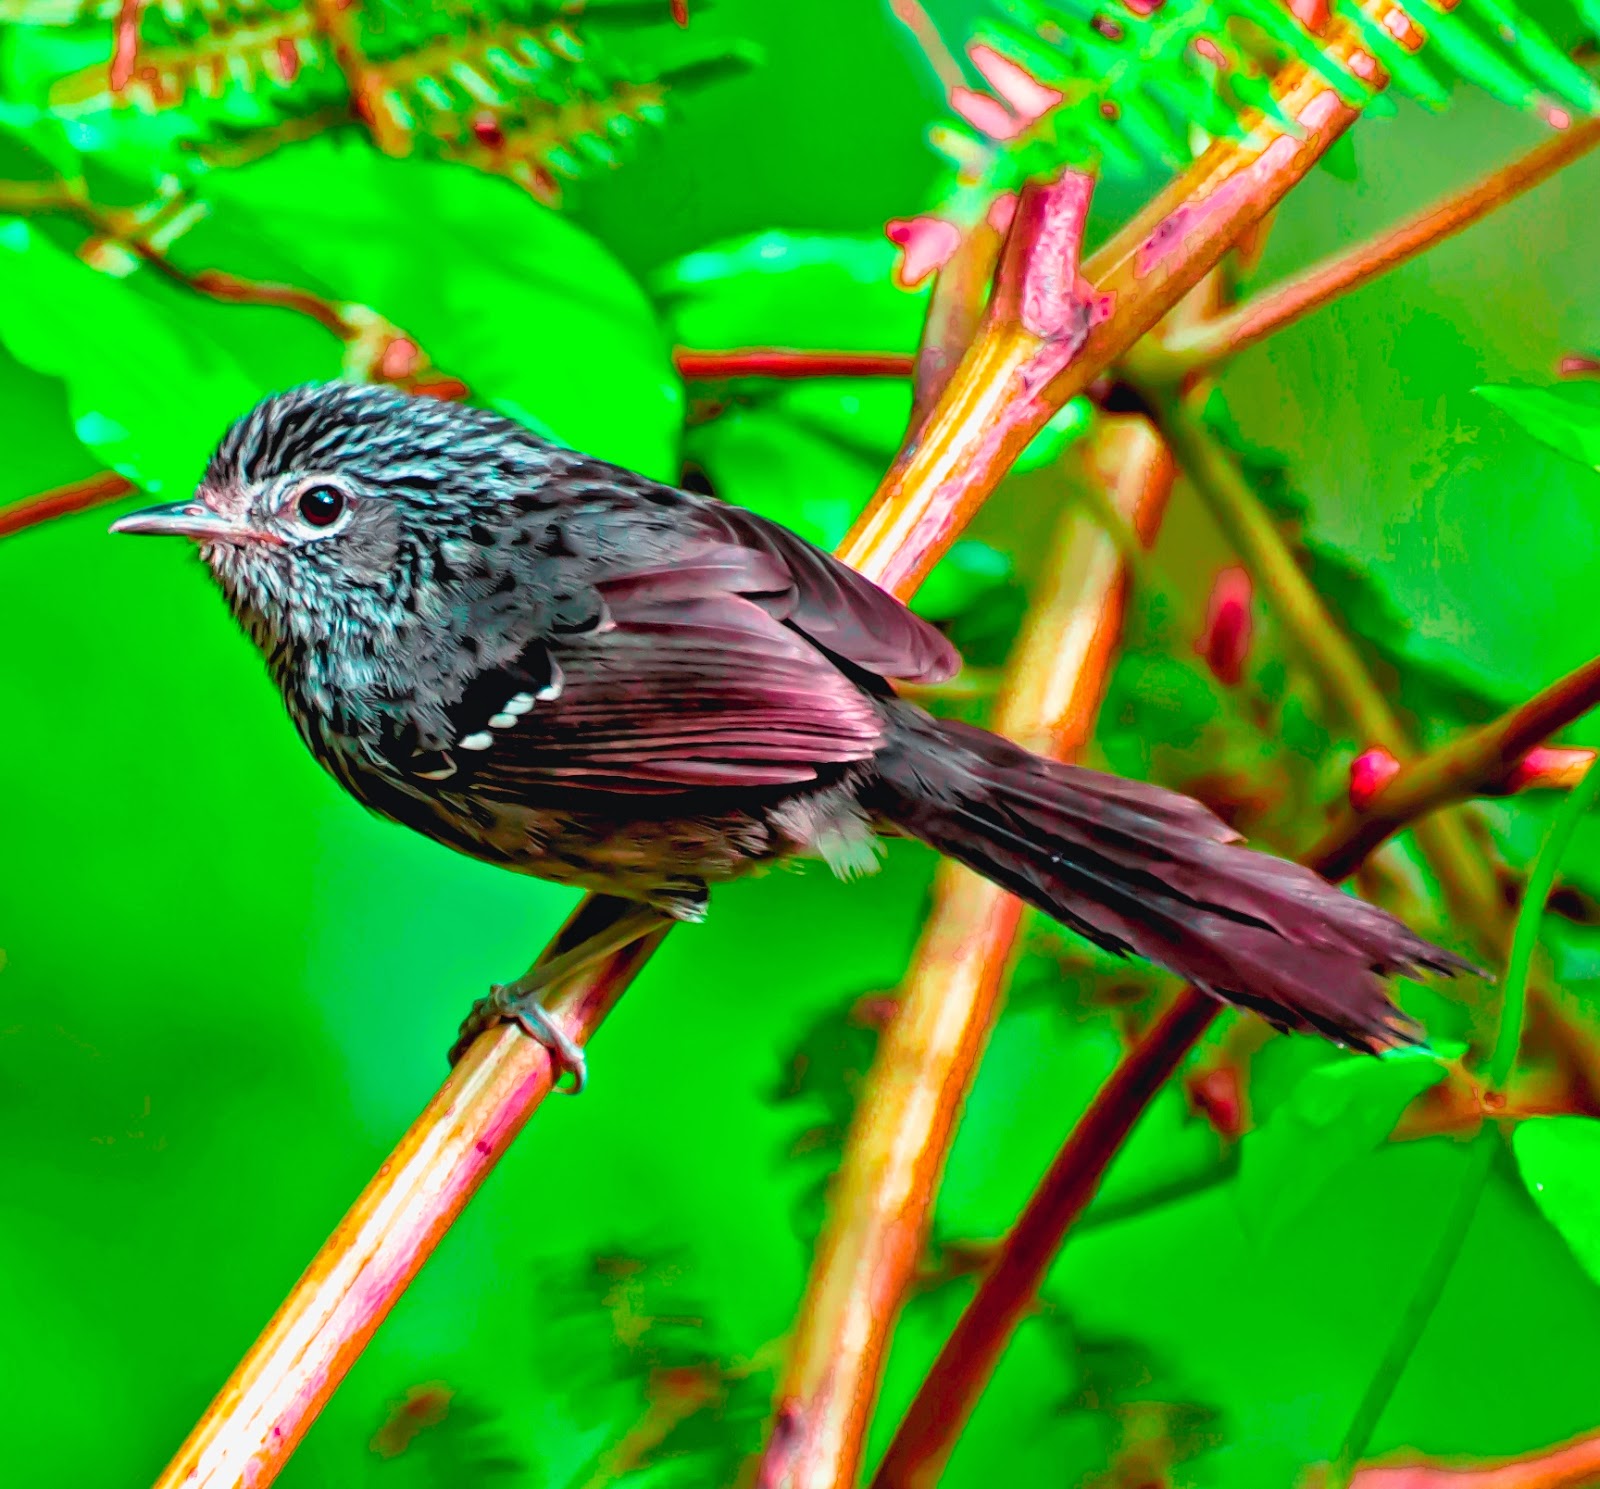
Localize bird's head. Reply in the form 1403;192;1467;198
111;381;539;657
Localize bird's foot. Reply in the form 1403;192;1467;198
449;985;587;1094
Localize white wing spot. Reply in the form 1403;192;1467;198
536;661;565;702
487;712;517;729
502;693;536;716
458;731;495;751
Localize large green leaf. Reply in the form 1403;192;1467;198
0;219;270;495
1236;1049;1449;1244
1476;382;1600;473
192;137;682;478
1513;1116;1600;1289
655;231;927;353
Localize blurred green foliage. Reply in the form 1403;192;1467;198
3;2;1600;1487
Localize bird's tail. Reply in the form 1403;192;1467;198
868;705;1474;1051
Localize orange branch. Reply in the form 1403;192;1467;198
1350;1427;1600;1487
1162;114;1600;372
754;416;1172;1489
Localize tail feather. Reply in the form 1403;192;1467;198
871;709;1475;1053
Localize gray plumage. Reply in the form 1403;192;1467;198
120;381;1472;1051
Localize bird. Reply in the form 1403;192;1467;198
112;381;1471;1089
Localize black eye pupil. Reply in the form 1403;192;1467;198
298;485;346;528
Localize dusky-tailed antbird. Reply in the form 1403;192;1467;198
113;382;1472;1089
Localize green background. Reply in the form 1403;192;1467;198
3;2;1600;1485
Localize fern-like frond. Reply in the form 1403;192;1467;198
25;0;749;202
947;0;1599;187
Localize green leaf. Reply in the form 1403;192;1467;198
193;137;682;477
653;231;928;353
0;219;267;495
1476;382;1600;473
1237;1049;1449;1244
1513;1117;1600;1289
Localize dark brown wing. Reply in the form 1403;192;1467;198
693;501;961;684
529;453;961;686
389;542;887;796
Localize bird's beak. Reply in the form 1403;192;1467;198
111;499;251;541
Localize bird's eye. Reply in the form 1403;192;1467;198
296;484;347;529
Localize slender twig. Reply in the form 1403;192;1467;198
305;0;408;155
1350;1426;1600;1486
0;473;135;542
887;0;967;96
0;180;411;350
1155;116;1600;374
673;349;914;380
1150;391;1508;949
1311;654;1600;881
1328;759;1600;1489
870;661;1600;1488
1326;1134;1498;1489
754;416;1172;1489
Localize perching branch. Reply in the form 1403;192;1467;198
1155;115;1600;374
753;415;1173;1489
869;655;1600;1489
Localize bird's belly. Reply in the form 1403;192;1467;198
434;795;780;903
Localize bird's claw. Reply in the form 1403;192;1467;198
449;985;588;1094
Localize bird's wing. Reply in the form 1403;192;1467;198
384;541;888;796
526;455;961;685
690;500;961;684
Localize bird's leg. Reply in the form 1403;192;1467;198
449;895;671;1091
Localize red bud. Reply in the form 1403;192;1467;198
470;113;505;149
275;36;300;83
1186;1066;1244;1140
1349;746;1402;811
1196;566;1253;687
1502;745;1596;794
